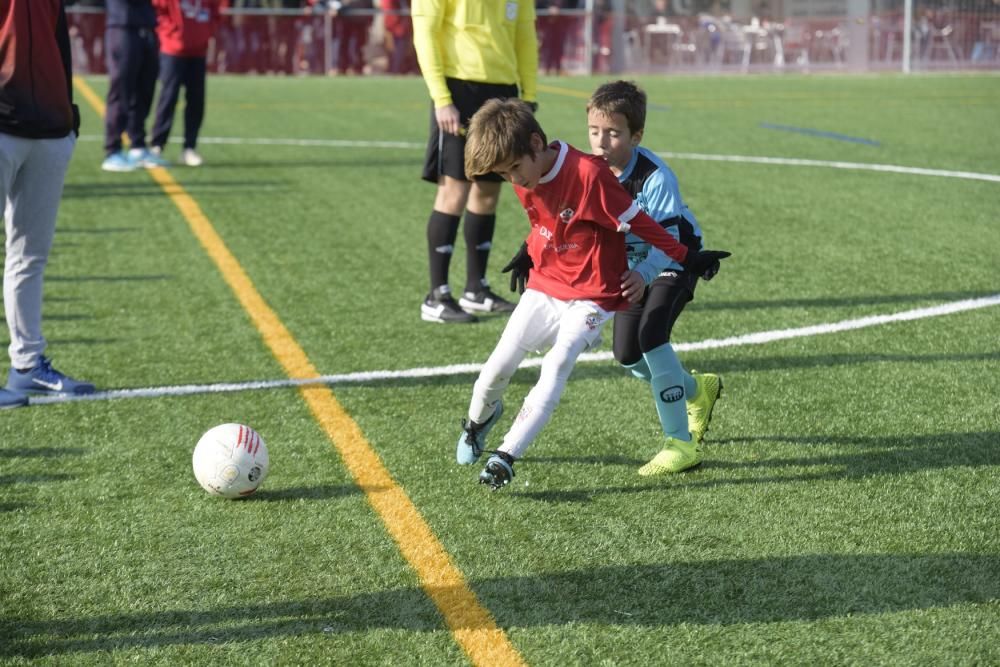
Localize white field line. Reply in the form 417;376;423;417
76;135;1000;184
30;294;1000;406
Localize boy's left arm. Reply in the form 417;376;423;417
626;207;730;280
594;164;731;279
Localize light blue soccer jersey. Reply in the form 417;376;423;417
618;146;703;284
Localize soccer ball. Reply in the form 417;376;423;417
192;423;269;498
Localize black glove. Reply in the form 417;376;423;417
683;249;731;281
501;242;533;293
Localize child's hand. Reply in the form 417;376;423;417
684;249;731;281
501;242;533;293
620;270;645;303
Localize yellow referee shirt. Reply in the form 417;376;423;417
412;0;538;109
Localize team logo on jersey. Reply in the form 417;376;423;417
659;385;684;403
538;226;553;240
506;1;518;20
584;312;602;330
558;207;574;222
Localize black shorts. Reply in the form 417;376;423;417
421;78;520;184
612;269;699;365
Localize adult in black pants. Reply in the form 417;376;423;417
101;0;168;172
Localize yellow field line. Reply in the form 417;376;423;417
73;76;525;667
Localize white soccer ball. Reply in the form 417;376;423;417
192;423;269;498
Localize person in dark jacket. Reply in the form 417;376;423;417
101;0;170;171
0;0;96;407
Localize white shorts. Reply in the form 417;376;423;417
502;288;612;356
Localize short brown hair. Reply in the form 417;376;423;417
464;98;547;179
587;80;647;135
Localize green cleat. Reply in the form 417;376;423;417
638;437;702;476
687;371;722;443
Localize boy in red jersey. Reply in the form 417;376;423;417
150;0;226;167
457;98;729;490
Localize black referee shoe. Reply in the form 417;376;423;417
459;288;516;314
421;286;478;323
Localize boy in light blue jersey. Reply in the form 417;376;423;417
587;80;724;475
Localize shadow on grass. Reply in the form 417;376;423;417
519;430;1000;503
0;447;86;459
46;275;172;283
250;484;362;502
2;553;997;657
62;180;291;199
689;288;1000;312
0;473;75;486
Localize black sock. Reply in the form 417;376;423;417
463;211;496;293
427;210;461;292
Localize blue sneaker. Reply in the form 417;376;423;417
128;147;169;168
456;400;503;464
6;357;95;396
101;151;136;172
479;452;515;490
0;388;28;409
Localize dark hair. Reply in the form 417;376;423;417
587;80;647;134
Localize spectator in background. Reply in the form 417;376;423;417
412;0;539;323
0;0;96;407
537;0;572;75
102;0;170;171
150;0;226;167
336;0;374;75
381;0;416;74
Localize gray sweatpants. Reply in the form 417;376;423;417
0;133;75;370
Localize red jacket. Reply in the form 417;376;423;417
152;0;226;58
0;0;78;139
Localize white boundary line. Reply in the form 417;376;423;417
30;294;1000;406
76;135;1000;184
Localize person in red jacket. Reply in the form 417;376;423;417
150;0;226;167
0;0;96;407
381;0;416;74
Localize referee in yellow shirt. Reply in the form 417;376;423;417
413;0;538;323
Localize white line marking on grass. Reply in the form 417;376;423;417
76;135;1000;183
30;293;1000;406
658;151;1000;184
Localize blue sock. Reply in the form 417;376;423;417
683;371;697;397
644;343;692;441
623;358;651;382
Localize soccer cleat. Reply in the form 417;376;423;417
127;147;169;168
0;388;28;409
459;287;516;314
421;286;478;323
638;437;702;476
180;148;204;167
101;151;136;172
6;357;95;396
687;371;723;443
456;400;503;464
479;452;515;490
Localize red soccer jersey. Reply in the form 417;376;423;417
153;0;225;58
514;141;689;311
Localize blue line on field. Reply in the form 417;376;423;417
760;122;880;146
649;103;671;112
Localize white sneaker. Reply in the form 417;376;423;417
127;147;169;168
180;149;203;167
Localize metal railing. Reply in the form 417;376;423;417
65;1;1000;76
